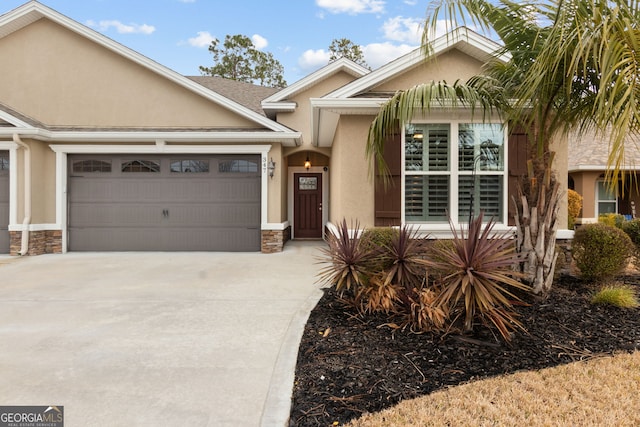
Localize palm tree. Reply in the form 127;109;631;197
367;0;640;294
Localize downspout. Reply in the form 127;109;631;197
13;134;30;255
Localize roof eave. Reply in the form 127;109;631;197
1;128;302;146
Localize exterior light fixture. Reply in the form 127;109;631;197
268;158;276;178
304;154;311;170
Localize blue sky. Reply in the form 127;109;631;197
2;0;443;85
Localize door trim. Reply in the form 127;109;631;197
288;166;328;239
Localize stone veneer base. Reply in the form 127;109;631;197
261;227;291;254
9;230;63;256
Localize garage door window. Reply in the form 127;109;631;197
171;160;209;173
0;154;8;171
73;159;111;173
219;159;258;173
122;160;160;173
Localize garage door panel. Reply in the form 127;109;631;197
166;203;260;226
68;154;261;251
69;203;167;227
163;227;259;251
70;228;164;251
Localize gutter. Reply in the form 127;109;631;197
12;134;30;255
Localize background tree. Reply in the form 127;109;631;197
367;0;640;294
199;34;286;88
329;38;370;69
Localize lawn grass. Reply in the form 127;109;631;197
346;351;640;427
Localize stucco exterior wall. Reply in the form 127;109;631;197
267;143;284;223
329;115;376;227
550;134;569;228
374;49;485;91
571;170;603;222
0;19;256;128
30;140;56;224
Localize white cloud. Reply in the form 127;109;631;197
382;16;423;44
362;42;417;69
179;0;196;2
316;0;385;15
404;0;418;5
87;20;155;35
298;49;331;72
252;34;268;50
187;31;215;48
297;42;417;75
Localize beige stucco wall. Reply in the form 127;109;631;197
329;115;376;226
550;134;569;228
571;170;602;221
374;49;485;91
0;19;256;128
12;139;56;224
267;143;284;223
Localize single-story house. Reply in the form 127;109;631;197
569;130;640;224
0;1;569;256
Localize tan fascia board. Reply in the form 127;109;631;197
262;57;370;105
2;128;301;146
0;2;292;134
326;28;509;100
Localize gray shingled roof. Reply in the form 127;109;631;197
568;128;640;171
187;76;279;116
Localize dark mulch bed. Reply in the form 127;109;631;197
289;276;640;426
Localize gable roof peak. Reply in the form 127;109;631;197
326;26;508;99
262;57;370;105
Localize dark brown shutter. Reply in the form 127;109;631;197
374;132;402;226
507;126;531;225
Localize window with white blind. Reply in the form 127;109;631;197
596;180;617;216
404;123;506;224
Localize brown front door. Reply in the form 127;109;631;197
294;173;323;238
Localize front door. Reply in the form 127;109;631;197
294;173;323;238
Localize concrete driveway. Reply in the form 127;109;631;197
0;241;325;427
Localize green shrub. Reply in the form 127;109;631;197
591;284;639;308
598;213;625;229
573;223;633;281
359;227;399;271
567;189;583;229
622;218;640;248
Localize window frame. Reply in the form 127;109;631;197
402;120;509;229
596;179;618;216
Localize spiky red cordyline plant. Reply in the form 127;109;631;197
317;219;374;296
380;225;428;292
423;212;529;341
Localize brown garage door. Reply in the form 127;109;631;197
68;154;261;251
0;151;8;253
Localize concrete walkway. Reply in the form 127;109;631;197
0;241;325;426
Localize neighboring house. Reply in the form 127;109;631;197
568;130;640;224
0;1;569;256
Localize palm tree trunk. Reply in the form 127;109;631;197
512;176;561;295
